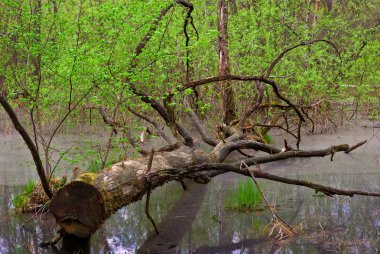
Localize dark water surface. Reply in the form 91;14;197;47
0;125;380;253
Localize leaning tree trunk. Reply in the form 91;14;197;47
47;140;371;238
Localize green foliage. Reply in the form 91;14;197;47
225;178;263;211
1;0;378;125
87;159;114;173
12;195;28;210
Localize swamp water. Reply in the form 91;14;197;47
0;124;379;253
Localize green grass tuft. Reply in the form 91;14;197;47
225;178;263;211
12;179;35;210
23;179;35;195
262;133;272;144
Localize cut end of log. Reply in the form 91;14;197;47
49;181;105;237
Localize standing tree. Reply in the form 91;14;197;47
218;0;237;124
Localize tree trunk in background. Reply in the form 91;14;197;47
326;0;333;12
314;0;321;25
218;0;236;125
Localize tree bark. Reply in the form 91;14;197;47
326;0;333;12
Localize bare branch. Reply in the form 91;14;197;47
171;75;305;122
46;82;97;150
259;99;324;110
127;107;174;145
216;140;281;162
250;170;380;197
175;0;198;81
245;123;298;139
345;140;367;154
184;99;219;146
240;80;264;128
265;39;341;78
238;144;349;166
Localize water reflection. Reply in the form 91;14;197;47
0;126;379;253
176;127;380;253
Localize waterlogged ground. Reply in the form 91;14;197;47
0;124;379;253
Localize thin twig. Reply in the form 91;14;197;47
145;188;159;235
240;161;292;230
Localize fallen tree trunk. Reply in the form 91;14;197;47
49;149;196;237
49;141;375;238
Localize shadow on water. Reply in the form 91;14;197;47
138;181;208;254
0;125;380;253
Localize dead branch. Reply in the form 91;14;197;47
99;106;150;156
145;188;159;235
175;0;198;81
245;123;298;139
146;149;155;173
265;39;340;78
215;140;281;162
144;149;159;234
127;107;174;145
170;75;305;122
189;162;380;199
239;144;349;166
296;120;302;149
259;98;324;110
242;162;295;240
251;170;380;197
345;140;367;154
184;99;219;146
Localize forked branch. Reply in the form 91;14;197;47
265;39;341;78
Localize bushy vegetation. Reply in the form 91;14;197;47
0;0;378;128
12;178;66;213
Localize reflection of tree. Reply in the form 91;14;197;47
93;181;184;252
0;186;57;253
138;182;208;253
